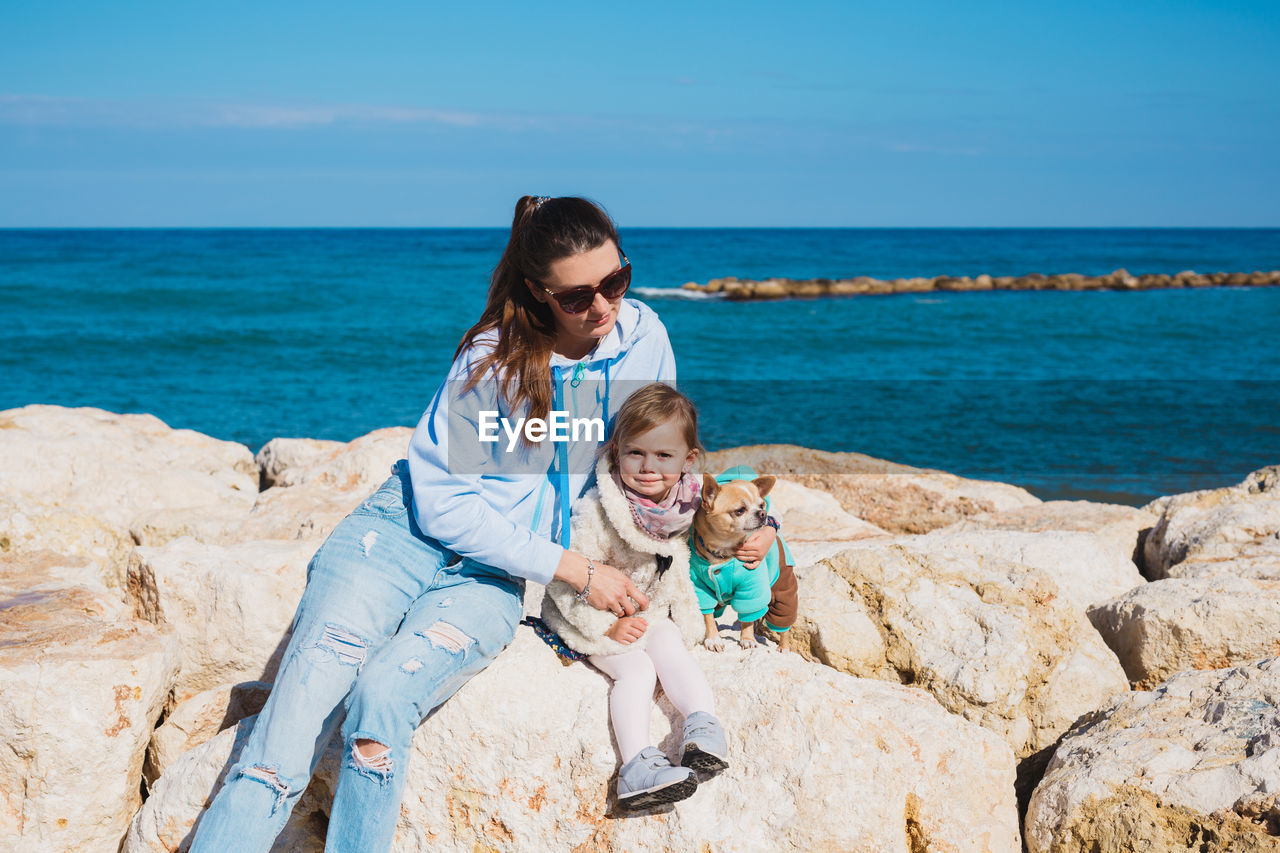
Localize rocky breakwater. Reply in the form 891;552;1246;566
2;403;1278;851
681;269;1280;300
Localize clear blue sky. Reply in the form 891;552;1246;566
2;0;1277;226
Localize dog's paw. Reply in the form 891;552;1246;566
739;634;759;650
703;636;726;652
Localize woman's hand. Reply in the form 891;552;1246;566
735;525;777;569
605;616;648;644
554;552;649;616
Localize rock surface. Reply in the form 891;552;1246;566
683;269;1280;301
1025;658;1280;852
0;562;180;853
1143;466;1280;580
125;631;1022;853
126;537;316;706
939;499;1155;578
914;528;1145;613
144;681;272;788
1089;576;1280;688
785;562;894;680
0;405;257;534
132;428;411;548
818;543;1129;773
704;444;1040;534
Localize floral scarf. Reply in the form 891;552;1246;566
612;467;701;542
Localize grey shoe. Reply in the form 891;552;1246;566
616;746;697;810
679;711;729;775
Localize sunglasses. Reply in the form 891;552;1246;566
535;253;631;314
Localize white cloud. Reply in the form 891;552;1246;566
0;94;511;129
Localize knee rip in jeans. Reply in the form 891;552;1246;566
316;623;368;666
350;737;394;781
239;764;291;814
415;620;474;655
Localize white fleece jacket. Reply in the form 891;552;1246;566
541;455;704;657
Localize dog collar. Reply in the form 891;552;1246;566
693;532;735;562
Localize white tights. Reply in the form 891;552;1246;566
588;616;715;763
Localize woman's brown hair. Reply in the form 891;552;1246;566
456;196;620;421
603;383;703;465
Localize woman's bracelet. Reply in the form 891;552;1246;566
575;557;596;603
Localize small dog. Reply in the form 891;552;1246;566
690;469;798;651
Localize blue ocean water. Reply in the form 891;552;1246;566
2;228;1278;505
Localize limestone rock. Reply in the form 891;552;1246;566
1143;466;1280;580
126;537;316;705
255;437;345;488
765;478;887;565
939;499;1156;576
144;681;271;788
1089;576;1280;687
126;631;1021;852
786;563;893;679
703;444;1040;534
0;568;179;852
254;428;410;493
0;497;137;589
133;428;412;548
1025;658;1280;851
820;543;1128;765
913;528;1145;613
0;405;257;533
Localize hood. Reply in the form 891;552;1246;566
549;298;662;369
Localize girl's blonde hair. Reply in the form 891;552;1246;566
604;383;704;464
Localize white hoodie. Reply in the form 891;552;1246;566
406;298;676;585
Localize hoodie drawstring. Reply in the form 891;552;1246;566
551;365;572;550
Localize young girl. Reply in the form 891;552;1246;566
541;382;728;810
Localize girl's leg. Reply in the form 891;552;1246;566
643;617;714;717
324;561;522;853
191;470;449;853
588;649;658;763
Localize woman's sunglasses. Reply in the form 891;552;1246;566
535;253;631;314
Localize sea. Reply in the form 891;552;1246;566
2;228;1278;506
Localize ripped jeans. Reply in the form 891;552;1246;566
190;463;523;853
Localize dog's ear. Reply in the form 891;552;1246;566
700;473;720;508
753;475;776;498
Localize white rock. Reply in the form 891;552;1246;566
144;681;271;788
0;498;138;589
765;479;888;566
913;528;1145;613
820;542;1129;762
133;427;412;548
1026;658;1280;851
787;563;893;679
0;569;179;853
1143;466;1280;579
938;499;1155;578
0;405;257;532
254;428;410;493
127;537;316;705
1089;576;1280;687
127;631;1021;852
703;444;1040;534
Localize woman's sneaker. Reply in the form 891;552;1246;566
678;711;729;775
616;746;697;810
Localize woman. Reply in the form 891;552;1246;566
191;196;676;852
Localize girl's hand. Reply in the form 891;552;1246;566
735;525;777;569
554;552;650;616
605;616;648;644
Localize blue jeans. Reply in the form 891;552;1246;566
190;463;523;853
